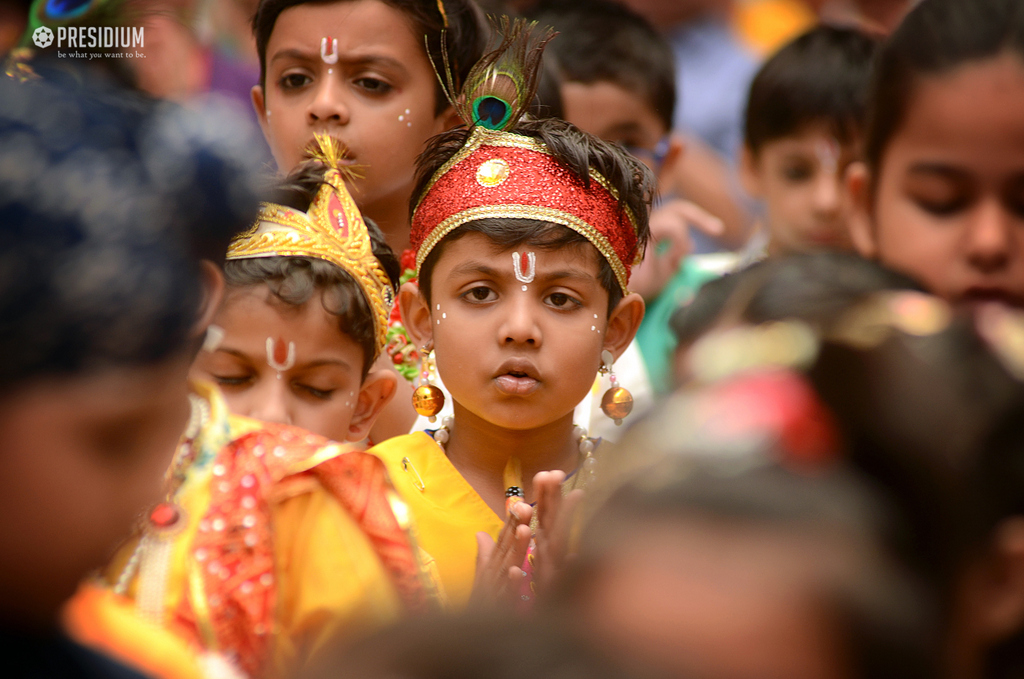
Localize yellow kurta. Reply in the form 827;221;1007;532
75;382;415;678
371;432;504;608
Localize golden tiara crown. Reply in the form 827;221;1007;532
227;134;395;359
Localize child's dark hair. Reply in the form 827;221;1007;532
808;311;1024;679
413;118;655;316
225;162;401;377
252;0;486;116
531;0;675;132
670;253;923;347
864;0;1024;178
745;24;881;156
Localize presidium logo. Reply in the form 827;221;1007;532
32;26;53;48
32;24;144;50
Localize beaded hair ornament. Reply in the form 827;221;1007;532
227;134;395;358
410;18;642;293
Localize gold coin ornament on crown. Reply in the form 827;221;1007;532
225;133;395;359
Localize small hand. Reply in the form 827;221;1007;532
470;501;532;606
532;471;584;594
630;199;724;301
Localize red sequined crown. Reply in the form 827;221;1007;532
410;127;641;293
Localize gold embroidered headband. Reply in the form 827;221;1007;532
227;134;395;358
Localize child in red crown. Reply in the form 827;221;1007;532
370;21;655;608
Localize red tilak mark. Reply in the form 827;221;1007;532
519;251;530;272
273;338;289;365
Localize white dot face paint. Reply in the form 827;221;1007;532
522;285;528;292
327;68;333;75
266;337;297;379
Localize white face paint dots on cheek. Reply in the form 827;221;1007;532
266;337;297;379
592;313;601;334
398;108;412;127
513;251;536;292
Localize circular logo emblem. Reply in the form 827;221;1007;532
476;158;510;188
32;26;54;49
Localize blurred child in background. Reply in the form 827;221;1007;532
847;0;1024;310
0;64;259;678
533;0;735;396
741;24;881;260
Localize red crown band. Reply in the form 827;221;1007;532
411;129;640;292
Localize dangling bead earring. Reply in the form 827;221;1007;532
412;343;445;422
599;349;633;426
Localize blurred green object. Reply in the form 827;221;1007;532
635;254;735;393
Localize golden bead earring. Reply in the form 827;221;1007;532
599;349;633;426
411;343;445;422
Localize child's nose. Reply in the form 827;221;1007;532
500;296;542;347
307;78;350;126
964;199;1014;272
812;171;841;217
249;379;294;427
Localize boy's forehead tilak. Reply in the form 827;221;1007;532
446;253;596;285
268;45;407;73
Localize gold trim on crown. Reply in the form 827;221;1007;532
227;137;394;359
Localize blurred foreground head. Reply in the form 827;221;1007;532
0;67;260;627
603;288;1024;679
560;365;937;679
302;612;650;679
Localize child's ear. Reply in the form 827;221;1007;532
251;85;270;141
346;370;398;442
657;134;686;183
603;292;645;362
739;145;763;198
433;105;463;134
846;161;878;259
399;281;433;349
192;261;225;338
